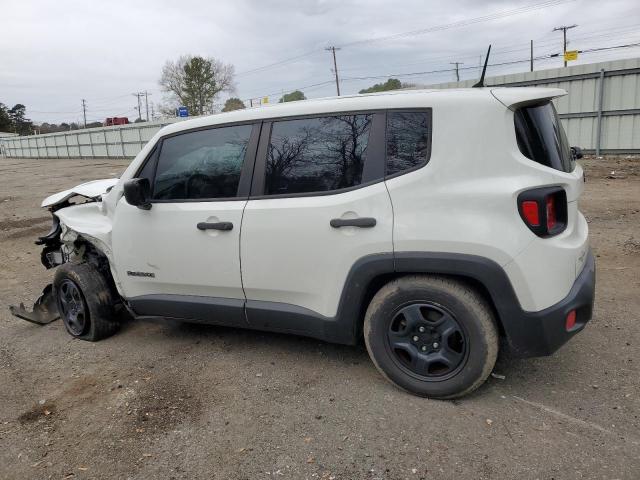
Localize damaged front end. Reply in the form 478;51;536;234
9;212;67;324
9;178;118;326
9;284;59;325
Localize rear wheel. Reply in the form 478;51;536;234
364;275;498;399
53;263;119;341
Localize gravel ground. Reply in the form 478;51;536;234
0;155;639;480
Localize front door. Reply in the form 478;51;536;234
112;122;259;324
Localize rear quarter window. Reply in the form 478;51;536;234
386;110;431;177
514;102;574;173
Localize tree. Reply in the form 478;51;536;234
159;55;234;116
278;90;306;103
0;103;12;132
222;97;245;112
8;104;32;135
358;78;403;94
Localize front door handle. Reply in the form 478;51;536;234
330;217;377;228
197;222;233;231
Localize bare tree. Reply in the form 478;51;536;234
159;55;235;116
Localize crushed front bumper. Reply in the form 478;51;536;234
9;284;59;325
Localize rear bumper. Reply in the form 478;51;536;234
505;249;596;357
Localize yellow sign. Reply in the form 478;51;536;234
262;97;269;104
564;50;578;61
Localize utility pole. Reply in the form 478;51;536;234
325;46;341;96
553;24;577;67
450;62;464;82
143;91;151;121
530;40;534;72
81;99;87;128
132;92;143;121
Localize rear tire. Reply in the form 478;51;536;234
364;275;498;399
53;263;120;341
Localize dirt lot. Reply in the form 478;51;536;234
0;155;639;479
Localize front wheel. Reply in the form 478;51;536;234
53;263;120;341
364;275;498;399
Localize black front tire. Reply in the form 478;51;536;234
364;275;498;399
53;262;120;341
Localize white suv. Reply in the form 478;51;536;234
11;88;595;398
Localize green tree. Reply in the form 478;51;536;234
160;55;235;116
278;90;306;103
222;97;245;112
0;103;12;132
8;104;32;135
358;78;403;94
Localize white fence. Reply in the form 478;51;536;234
0;119;180;159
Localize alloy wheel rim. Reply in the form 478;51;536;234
386;302;468;379
58;279;87;336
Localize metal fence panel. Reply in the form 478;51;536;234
0;119;180;159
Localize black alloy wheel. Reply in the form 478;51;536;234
386;302;468;380
57;279;88;336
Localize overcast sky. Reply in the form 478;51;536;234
2;0;639;124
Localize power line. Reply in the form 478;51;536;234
336;0;577;48
240;79;335;103
331;24;640;76
339;41;640;84
72;40;640;120
566;41;640;55
235;49;322;77
233;0;576;82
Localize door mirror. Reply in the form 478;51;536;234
570;146;583;160
123;178;152;210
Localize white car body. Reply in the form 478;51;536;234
35;87;595;357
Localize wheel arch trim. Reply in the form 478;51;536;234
338;252;519;345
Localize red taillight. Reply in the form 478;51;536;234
518;187;567;237
565;310;576;331
521;201;540;226
546;196;557;231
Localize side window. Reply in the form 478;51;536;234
265;114;372;195
386;111;431;177
152;124;252;200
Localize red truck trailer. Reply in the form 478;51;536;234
104;117;130;126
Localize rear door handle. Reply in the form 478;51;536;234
330;217;377;228
197;222;233;231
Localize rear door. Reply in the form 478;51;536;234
112;122;259;324
240;112;393;329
